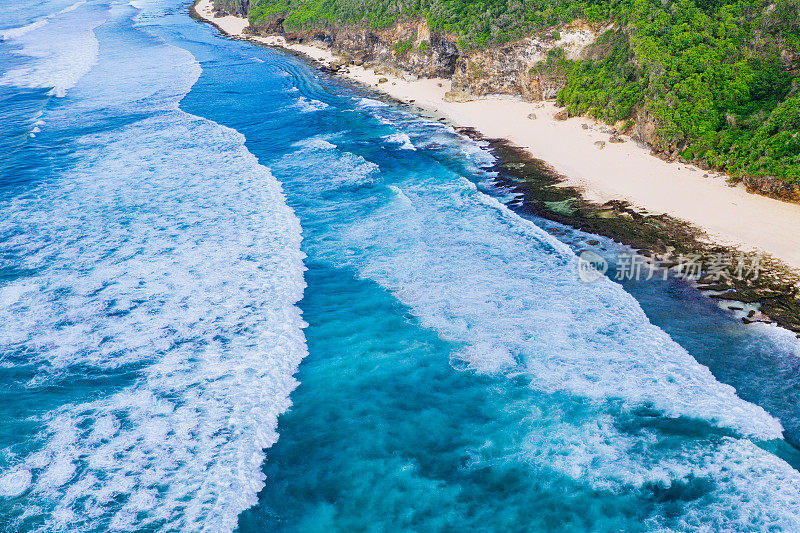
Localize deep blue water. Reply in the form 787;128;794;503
2;0;800;530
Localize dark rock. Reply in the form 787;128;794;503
743;174;800;203
211;0;249;17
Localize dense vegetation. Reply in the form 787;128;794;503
247;0;800;183
248;0;612;45
556;0;799;181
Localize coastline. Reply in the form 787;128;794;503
191;0;800;333
192;0;800;273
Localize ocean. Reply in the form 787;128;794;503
1;0;800;530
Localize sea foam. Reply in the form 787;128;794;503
0;111;308;531
0;2;105;97
0;1;308;529
383;132;416;150
268;126;800;529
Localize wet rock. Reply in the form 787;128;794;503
742;312;771;324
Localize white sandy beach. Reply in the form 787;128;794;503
195;0;800;272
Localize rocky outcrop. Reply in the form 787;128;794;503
251;15;604;95
450;22;608;99
252;18;460;78
245;12;800;204
212;0;249;17
743;174;800;202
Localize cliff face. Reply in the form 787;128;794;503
212;0;249;17
252;18;459;78
238;5;800;203
451;23;605;100
250;15;603;101
743;174;800;202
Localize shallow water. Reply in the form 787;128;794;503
1;0;800;530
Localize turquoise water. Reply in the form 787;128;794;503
2;0;800;530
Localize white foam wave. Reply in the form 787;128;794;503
0;2;105;97
460;142;495;168
0;20;49;40
350;178;782;437
383;132;416;150
0;469;32;497
292;135;337;150
292;96;329;113
57;1;87;15
0;111;307;530
357;97;388;108
332;166;800;526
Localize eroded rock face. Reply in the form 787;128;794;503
252;19;460;78
212;0;249;17
250;15;604;97
743;174;800;202
451;22;607;99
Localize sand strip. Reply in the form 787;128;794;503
193;0;800;272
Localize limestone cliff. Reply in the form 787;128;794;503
248;15;604;101
451;22;608;100
212;0;248;17
251;18;459;78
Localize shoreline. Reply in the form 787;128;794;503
191;0;800;334
192;0;800;273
